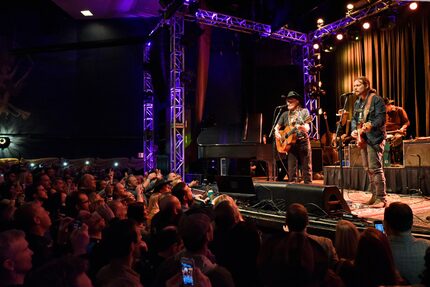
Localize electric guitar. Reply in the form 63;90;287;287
355;122;372;149
276;116;312;153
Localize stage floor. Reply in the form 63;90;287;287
240;178;430;239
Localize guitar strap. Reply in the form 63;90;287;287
362;93;375;122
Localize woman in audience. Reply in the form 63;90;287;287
335;219;360;261
348;227;405;287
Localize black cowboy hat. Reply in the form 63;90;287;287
286;91;303;101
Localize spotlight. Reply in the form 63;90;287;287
346;3;354;11
409;2;417;10
362;21;371;30
322;36;336;53
0;137;11;149
114;162;119;167
336;33;344;40
63;162;68;167
30;163;35;168
313;43;320;50
316;18;324;28
85;160;90;165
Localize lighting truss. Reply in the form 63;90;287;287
309;0;399;40
302;45;320;139
188;9;308;44
169;15;185;177
143;43;155;172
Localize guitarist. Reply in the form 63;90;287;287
351;76;387;207
274;91;312;184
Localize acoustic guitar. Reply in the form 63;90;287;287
276;116;312;153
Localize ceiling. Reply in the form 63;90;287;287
50;0;350;33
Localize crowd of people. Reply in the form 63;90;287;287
0;163;430;287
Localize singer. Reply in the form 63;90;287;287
350;76;387;207
274;91;312;184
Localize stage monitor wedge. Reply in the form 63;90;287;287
254;182;350;215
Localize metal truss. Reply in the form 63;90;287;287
302;45;320;139
143;42;155;172
169;15;185;177
188;9;307;44
309;0;399;40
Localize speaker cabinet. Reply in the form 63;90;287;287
403;140;430;167
347;144;363;167
254;182;350;214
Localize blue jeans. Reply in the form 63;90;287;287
360;140;387;198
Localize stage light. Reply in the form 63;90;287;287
313;43;320;50
362;21;371;30
0;137;11;149
80;10;93;17
85;160;90;165
316;18;325;28
322;37;335;53
30;163;35;168
336;33;344;40
63;162;68;167
114;162;119;167
346;3;354;11
409;2;418;10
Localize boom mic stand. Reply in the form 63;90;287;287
335;94;351;197
269;106;285;181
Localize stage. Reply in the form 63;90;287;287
228;177;430;240
323;165;430;195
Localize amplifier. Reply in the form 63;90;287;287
403;140;430;167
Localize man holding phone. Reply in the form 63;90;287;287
384;202;430;284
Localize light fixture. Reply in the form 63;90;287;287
85;161;90;165
362;21;371;30
114;162;119;167
313;43;320;50
30;163;36;168
336;33;344;40
0;137;11;149
409;2;418;10
63;162;68;167
316;18;325;28
80;10;93;17
346;3;354;11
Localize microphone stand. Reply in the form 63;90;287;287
335;95;350;197
269;107;285;181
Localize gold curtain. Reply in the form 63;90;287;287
334;11;430;136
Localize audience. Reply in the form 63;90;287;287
0;229;33;287
384;201;430;284
350;227;404;287
0;163;427;287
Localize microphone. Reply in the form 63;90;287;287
341;91;354;97
276;104;287;109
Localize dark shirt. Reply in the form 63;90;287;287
277;108;311;140
386;106;409;132
351;92;386;145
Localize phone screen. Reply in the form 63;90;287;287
374;221;384;233
181;258;194;286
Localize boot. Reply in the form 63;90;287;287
367;194;377;205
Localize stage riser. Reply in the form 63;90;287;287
324;166;430;195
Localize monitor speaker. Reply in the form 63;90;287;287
254;182;350;214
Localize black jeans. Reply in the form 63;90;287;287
287;138;312;184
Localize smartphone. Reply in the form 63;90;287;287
181;257;195;286
69;220;82;232
374;220;385;233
